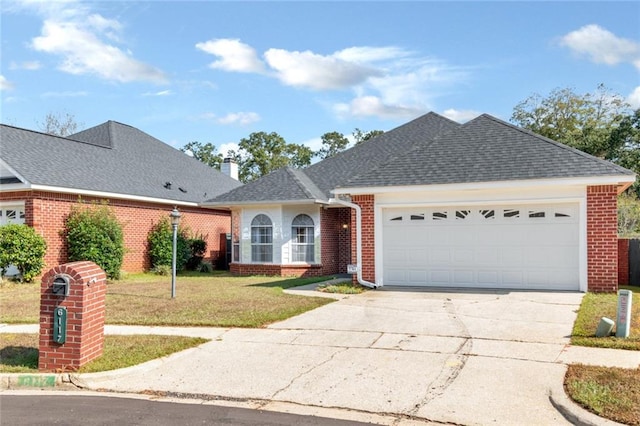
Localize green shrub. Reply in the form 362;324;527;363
0;224;47;282
147;217;190;271
150;265;171;276
186;236;207;271
65;202;125;280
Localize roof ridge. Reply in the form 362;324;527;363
478;114;634;175
286;167;323;200
339;116;460;187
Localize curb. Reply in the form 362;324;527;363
548;388;625;426
0;373;73;390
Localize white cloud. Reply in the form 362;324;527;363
560;24;640;70
9;61;42;70
264;48;381;90
195;39;265;73
441;108;481;123
196;38;470;120
627;86;640;109
41;90;88;98
198;111;261;126
218;142;240;157
217;112;261;125
142;90;173;97
334;46;410;63
31;20;167;84
0;75;14;91
17;1;167;84
334;96;424;120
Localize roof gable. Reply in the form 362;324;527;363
211;167;325;204
0;121;242;203
341;114;634;189
305;112;461;197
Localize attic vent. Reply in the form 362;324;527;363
179;187;187;193
164;182;172;189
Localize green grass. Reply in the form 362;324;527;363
571;286;640;350
0;333;208;373
317;282;367;294
0;273;335;327
565;364;640;425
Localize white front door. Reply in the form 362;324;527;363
382;203;579;290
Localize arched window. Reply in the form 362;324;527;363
291;214;314;263
251;214;273;263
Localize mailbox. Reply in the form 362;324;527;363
52;275;70;297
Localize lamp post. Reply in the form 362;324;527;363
170;207;182;299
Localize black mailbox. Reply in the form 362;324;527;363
52;275;70;297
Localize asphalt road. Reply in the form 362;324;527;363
0;395;370;426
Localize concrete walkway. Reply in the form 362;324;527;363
1;287;638;425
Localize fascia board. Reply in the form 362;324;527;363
201;199;328;208
27;184;199;207
332;175;636;196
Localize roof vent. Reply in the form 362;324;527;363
164;182;172;189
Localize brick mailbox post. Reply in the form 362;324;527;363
39;261;107;372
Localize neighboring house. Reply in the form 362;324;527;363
0;121;242;275
204;113;636;292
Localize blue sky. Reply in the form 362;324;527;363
1;1;639;156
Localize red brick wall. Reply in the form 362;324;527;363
230;263;323;277
39;261;107;372
1;190;231;274
586;185;619;292
618;239;630;286
352;195;375;283
320;207;351;275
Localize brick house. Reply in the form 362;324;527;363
0;121;242;276
203;113;636;292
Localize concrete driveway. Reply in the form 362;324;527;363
73;288;588;425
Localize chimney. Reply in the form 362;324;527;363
221;157;239;180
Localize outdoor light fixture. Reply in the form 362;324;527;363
342;223;349;229
170;207;182;299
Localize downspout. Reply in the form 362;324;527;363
328;198;377;289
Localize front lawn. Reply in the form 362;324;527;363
571;286;639;351
0;273;335;327
0;333;208;373
565;364;640;426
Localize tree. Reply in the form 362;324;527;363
235;131;313;182
38;112;82;137
510;85;629;157
317;131;350;159
608;108;640;196
353;128;384;145
181;141;223;169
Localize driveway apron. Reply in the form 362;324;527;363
79;289;584;425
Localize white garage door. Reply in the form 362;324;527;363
382;203;579;290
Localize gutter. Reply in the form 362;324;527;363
328;198;377;289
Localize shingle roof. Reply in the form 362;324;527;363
211;166;326;204
1;121;242;203
305;112;461;197
341;114;634;188
205;112;460;204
